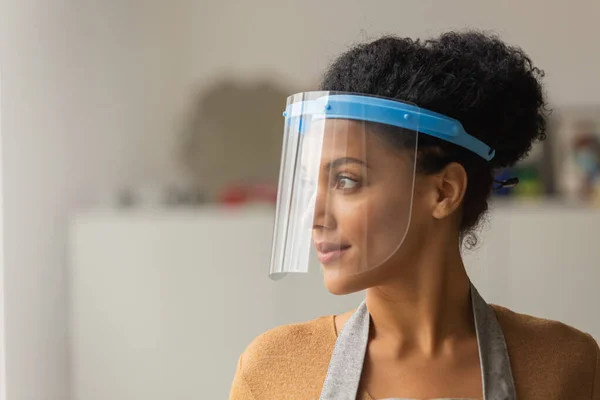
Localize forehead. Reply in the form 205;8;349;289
303;119;372;157
302;118;402;162
299;118;416;182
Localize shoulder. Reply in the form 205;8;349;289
491;304;600;397
491;304;598;351
231;316;338;399
242;315;337;364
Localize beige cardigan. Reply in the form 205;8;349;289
229;304;600;399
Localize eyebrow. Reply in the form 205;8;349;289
324;157;369;170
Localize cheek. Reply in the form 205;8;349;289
332;199;368;243
333;185;414;262
369;173;415;228
366;187;413;249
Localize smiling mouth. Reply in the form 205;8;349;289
314;242;351;264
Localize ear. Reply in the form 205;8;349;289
432;162;467;220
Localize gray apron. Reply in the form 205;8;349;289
319;284;516;400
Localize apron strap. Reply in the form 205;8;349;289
319;300;370;400
319;283;517;400
471;285;517;400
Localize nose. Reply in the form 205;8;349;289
312;184;336;231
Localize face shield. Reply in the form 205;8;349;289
269;91;495;280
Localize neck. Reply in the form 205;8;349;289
365;235;474;357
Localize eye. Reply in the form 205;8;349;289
334;175;360;191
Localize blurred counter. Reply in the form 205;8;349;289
67;202;600;400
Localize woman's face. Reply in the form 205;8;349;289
308;119;428;294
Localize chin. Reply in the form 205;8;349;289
322;266;382;295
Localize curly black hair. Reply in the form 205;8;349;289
320;30;548;245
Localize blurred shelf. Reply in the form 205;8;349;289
489;197;600;212
72;198;600;220
68;197;600;400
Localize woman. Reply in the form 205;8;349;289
229;31;600;399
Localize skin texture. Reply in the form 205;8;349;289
309;119;415;292
310;119;483;398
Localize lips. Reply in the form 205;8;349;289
314;242;351;264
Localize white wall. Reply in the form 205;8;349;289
0;37;7;400
176;0;600;106
0;1;188;399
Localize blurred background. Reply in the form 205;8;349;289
1;0;600;399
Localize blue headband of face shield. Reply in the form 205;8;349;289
282;94;495;161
